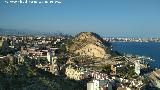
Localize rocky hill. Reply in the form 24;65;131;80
67;32;112;59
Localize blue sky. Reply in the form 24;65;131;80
0;0;160;37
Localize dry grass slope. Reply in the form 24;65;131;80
68;32;112;59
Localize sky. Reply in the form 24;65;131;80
0;0;160;37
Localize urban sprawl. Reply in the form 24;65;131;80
0;32;159;90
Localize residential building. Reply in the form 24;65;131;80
135;60;141;75
87;79;113;90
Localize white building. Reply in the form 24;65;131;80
46;49;59;75
135;60;140;75
87;80;99;90
51;57;59;75
47;51;55;64
87;79;112;90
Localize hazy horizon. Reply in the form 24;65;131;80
0;0;160;38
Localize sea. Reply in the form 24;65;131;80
112;42;160;68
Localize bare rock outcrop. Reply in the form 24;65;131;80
68;32;112;59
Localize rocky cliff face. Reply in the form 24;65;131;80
68;32;112;59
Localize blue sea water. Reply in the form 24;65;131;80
112;42;160;68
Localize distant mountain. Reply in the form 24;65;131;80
0;28;70;37
0;28;30;35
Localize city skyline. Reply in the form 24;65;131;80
0;0;160;37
